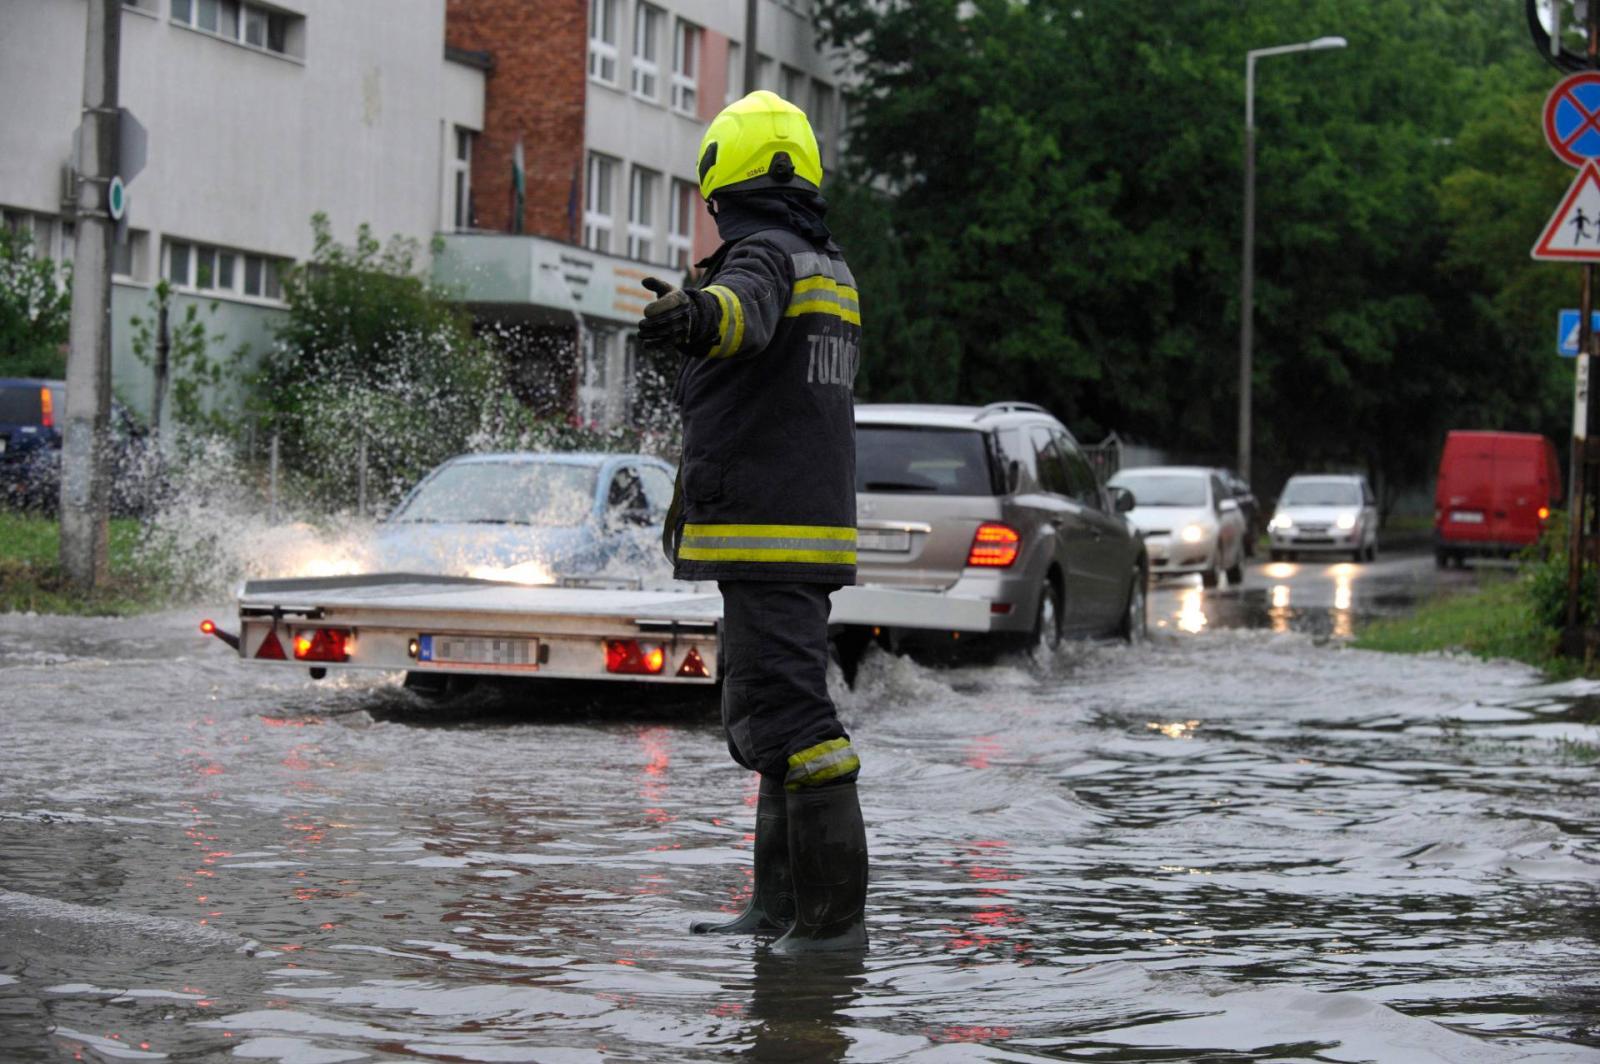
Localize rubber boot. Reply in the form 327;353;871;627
772;780;867;953
691;776;795;934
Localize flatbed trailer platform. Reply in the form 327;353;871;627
222;574;994;685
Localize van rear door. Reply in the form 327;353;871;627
1437;433;1494;544
1489;437;1539;546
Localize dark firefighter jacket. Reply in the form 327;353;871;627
669;226;860;585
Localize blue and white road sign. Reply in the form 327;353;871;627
1558;309;1600;356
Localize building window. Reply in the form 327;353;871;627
668;179;695;270
171;0;297;56
725;42;742;103
166;238;284;300
632;2;662;102
781;65;805;105
628;167;658;261
757;54;774;92
585;153;616;253
671;19;699;115
451;126;474;231
809;81;833;165
111;232;146;280
588;0;618;85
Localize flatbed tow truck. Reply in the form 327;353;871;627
202;574;994;690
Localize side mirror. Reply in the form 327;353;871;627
1219;498;1240;513
1111;486;1135;514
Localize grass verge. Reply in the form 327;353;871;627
1353;575;1566;673
0;513;170;615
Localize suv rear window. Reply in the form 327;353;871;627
857;426;998;495
0;385;48;424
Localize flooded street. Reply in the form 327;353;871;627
2;550;1597;1062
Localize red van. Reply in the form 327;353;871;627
1434;430;1562;566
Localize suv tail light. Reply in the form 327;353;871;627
39;387;53;429
293;628;351;662
606;639;665;675
967;523;1020;567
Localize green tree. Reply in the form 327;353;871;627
816;0;1549;501
0;228;71;379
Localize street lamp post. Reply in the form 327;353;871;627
1238;35;1347;485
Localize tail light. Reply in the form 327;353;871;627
967;523;1020;567
199;619;240;651
606;639;665;675
676;646;710;678
293;628;351;663
256;630;288;660
1538;506;1551;521
39;387;53;429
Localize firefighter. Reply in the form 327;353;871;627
636;90;866;952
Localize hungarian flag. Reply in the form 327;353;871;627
511;138;526;234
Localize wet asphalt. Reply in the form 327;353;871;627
1;549;1597;1062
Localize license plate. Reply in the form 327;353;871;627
1450;511;1484;524
858;529;911;553
419;634;538;668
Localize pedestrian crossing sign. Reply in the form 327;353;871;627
1533;160;1600;261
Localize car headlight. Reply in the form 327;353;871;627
1180;523;1207;544
1269;514;1292;531
1335;513;1357;530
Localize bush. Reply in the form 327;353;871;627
1521;513;1597;630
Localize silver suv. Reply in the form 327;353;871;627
854;402;1148;650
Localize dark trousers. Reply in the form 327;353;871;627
717;580;851;782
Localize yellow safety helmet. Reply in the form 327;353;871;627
696;90;823;199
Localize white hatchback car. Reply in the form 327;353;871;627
1108;466;1248;587
1267;474;1379;562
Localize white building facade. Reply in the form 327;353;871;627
0;0;484;420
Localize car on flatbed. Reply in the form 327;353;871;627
370;451;678;583
854;402;1148;650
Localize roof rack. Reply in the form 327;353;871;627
974;401;1048;421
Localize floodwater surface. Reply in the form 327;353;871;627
1;557;1597;1062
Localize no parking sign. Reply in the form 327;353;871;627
1545;71;1600;167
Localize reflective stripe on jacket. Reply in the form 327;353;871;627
672;227;860;584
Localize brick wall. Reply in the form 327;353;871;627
446;0;586;240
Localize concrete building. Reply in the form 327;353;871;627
0;0;843;429
440;0;846;429
0;0;486;422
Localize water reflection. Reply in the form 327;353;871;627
1175;587;1207;634
743;951;865;1062
1155;552;1461;640
1270;584;1292;634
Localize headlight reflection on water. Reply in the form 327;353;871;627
1175;587;1207;634
1147;719;1201;739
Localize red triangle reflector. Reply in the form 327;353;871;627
677;646;709;678
256;630;287;660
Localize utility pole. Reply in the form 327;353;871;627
744;0;758;95
60;0;120;589
1566;0;1600;641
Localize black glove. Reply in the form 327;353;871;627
638;277;697;352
